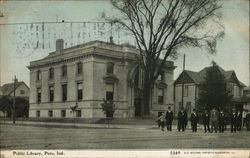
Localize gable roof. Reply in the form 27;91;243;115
175;65;245;87
1;81;29;96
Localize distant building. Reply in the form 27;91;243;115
27;40;176;118
0;81;30;117
0;81;30;98
174;66;246;116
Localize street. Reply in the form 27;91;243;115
1;124;250;149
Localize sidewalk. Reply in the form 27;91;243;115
0;120;205;130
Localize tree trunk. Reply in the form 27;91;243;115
141;81;152;116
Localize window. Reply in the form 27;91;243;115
106;62;114;74
158;88;164;104
49;86;54;102
20;90;25;95
37;70;41;81
186;102;191;114
61;110;66;118
106;83;114;101
36;111;40;117
37;88;41;103
77;62;83;74
184;85;189;97
61;65;67;77
49;68;54;79
77;83;83;100
48;110;53;117
157;71;164;81
179;102;183;109
62;84;67;101
76;110;81;117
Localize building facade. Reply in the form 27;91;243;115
28;40;176;118
174;66;246;116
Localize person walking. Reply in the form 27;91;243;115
178;108;186;132
230;109;237;133
202;109;210;133
236;110;242;131
210;108;218;133
246;110;250;131
165;106;173;131
158;113;165;131
190;109;198;132
218;109;226;133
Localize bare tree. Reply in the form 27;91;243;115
109;0;224;115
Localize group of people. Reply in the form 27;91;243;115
157;106;250;133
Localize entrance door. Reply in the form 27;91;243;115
134;97;141;117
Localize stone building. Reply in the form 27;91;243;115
28;40;176;118
174;66;246;116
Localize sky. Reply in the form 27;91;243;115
0;0;249;86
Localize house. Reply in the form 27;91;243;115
243;86;250;111
0;81;30;117
27;39;176;118
174;66;246;116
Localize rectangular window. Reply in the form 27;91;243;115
76;110;81;117
49;86;54;102
62;65;67;77
107;62;114;74
36;111;40;117
158;88;164;104
49;68;54;79
62;84;67;101
186;102;191;114
106;83;114;101
77;83;83;100
184;85;189;97
20;90;25;94
179;102;183;109
37;88;41;103
48;110;53;117
61;110;66;118
77;62;83;74
37;70;41;81
157;71;164;81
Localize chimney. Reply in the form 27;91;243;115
56;39;64;52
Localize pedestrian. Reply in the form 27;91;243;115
190;109;198;132
242;109;247;129
165;106;173;131
178;108;186;132
246;110;250;131
218;109;226;133
230;108;237;133
210;108;218;133
158;112;165;131
202;109;210;133
236;110;242;131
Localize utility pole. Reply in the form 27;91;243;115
181;54;186;109
12;76;18;124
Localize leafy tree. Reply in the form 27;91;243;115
108;0;224;115
0;96;12;117
198;62;232;111
101;99;115;118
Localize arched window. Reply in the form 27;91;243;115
77;62;83;74
61;65;67;77
37;70;41;81
106;62;114;74
49;67;54;79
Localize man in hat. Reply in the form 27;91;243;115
246;110;250;131
191;109;199;132
210;108;218;133
218;109;226;133
202;109;210;133
165;106;174;131
236;110;242;131
230;108;237;133
178;108;186;132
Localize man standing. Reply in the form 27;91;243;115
191;109;199;132
236;110;242;131
165;106;173;131
246;110;250;131
210;108;218;133
178;108;186;132
202;109;210;133
218;109;226;133
230;109;237;133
